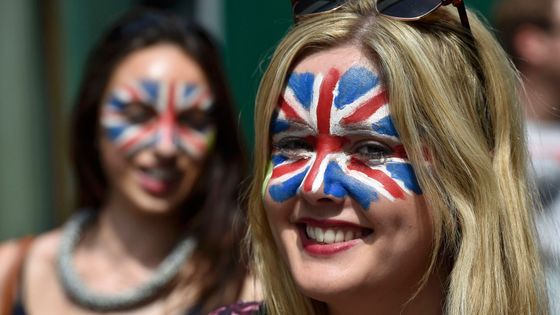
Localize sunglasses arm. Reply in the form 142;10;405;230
443;0;471;31
455;1;471;31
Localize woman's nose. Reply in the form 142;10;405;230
299;159;347;206
299;183;345;206
154;123;179;157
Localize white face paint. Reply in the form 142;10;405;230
101;79;215;158
266;65;421;209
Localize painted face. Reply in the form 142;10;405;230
101;79;214;158
99;44;213;214
267;65;421;209
263;45;439;312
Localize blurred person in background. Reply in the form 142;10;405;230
495;0;560;311
0;8;254;315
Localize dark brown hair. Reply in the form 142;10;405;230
494;0;556;65
70;8;248;312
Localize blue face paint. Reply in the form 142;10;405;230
334;66;379;110
269;168;309;202
287;72;315;109
372;116;399;138
272;154;289;166
272;120;291;134
385;163;422;194
323;161;379;210
140;80;159;102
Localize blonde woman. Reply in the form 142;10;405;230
212;0;550;314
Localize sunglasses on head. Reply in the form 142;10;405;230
291;0;471;31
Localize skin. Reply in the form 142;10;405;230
263;45;443;315
515;0;560;121
0;44;214;315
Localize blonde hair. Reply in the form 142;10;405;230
248;1;549;314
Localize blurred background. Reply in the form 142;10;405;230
0;0;495;240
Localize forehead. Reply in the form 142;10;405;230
108;43;209;88
292;44;377;75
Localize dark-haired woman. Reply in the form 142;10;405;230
0;8;254;315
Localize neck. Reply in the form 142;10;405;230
521;70;560;122
327;271;444;315
83;196;186;268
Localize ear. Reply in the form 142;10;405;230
514;24;550;67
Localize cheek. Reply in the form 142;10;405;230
262;163;297;229
369;196;434;252
101;115;158;156
177;127;216;160
99;138;132;183
263;189;298;256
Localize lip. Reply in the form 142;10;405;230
299;218;365;229
136;167;181;196
297;218;372;256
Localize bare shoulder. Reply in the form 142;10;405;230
0;230;61;283
26;229;62;263
0;231;60;301
0;239;26;282
23;229;63;286
21;230;63;299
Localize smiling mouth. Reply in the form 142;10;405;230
302;223;373;244
141;167;182;181
138;166;182;196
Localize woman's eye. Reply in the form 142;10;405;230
177;109;212;130
124;102;156;124
273;137;313;157
352;141;392;164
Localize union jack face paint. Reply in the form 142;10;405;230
266;66;422;210
101;79;214;158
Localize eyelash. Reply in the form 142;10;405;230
176;110;213;130
120;102;213;130
124;102;156;124
272;137;394;164
351;141;393;165
272;137;313;159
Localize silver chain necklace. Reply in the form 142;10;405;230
57;209;196;311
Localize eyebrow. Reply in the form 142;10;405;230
270;118;314;136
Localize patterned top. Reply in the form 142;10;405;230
209;301;265;315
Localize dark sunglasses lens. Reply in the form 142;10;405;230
293;0;346;17
377;0;441;19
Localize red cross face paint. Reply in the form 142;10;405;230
263;45;439;312
98;44;213;214
101;79;215;158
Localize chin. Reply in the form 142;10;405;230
290;260;368;301
122;181;192;214
297;275;363;302
129;194;184;216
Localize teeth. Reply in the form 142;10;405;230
344;230;354;242
306;225;316;239
315;228;324;242
305;225;365;244
144;168;179;180
335;230;345;243
323;229;335;243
